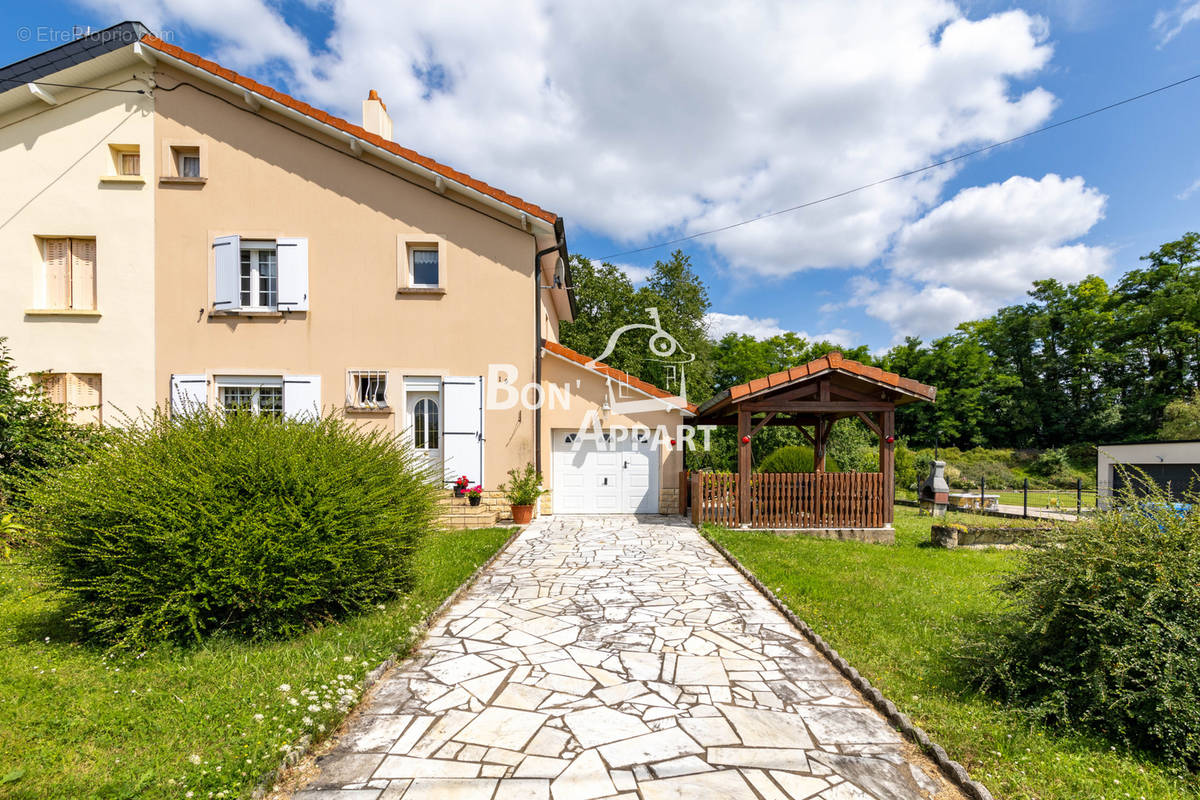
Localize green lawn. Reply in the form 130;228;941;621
706;508;1197;800
0;527;513;800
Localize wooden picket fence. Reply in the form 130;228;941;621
689;471;886;528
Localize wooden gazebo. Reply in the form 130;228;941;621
691;352;936;530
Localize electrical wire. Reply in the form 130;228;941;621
0;76;145;93
596;69;1200;261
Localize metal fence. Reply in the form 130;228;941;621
897;477;1096;518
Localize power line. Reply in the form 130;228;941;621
597;69;1200;261
0;77;145;94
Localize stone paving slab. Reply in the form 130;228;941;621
293;516;959;800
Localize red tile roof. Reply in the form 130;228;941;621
141;36;558;225
698;350;936;418
543;340;697;413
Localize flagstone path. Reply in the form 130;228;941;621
294;516;958;800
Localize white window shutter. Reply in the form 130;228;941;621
276;237;309;311
213;235;241;311
283;375;321;420
442;376;484;486
170;374;207;415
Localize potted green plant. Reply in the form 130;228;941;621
500;464;546;525
467;485;483;507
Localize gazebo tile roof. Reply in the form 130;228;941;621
694;351;936;419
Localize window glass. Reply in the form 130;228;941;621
411;249;439;287
240;250;252;307
120;152;140;176
413;398;439;449
239;246;277;309
181;155;201;177
258;250;277;308
219;382;282;417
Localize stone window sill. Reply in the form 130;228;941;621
397;287;446;295
24;308;101;317
160;176;208;185
100;175;145;184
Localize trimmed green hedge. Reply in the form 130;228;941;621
757;445;839;473
26;409;439;648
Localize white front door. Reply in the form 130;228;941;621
552;430;659;514
406;390;442;479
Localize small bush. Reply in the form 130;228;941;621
958;459;1018;489
964;479;1200;767
500;463;547;506
26;409;439;648
758;445;840;473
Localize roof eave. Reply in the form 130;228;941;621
144;41;559;237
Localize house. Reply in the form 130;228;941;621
0;22;693;520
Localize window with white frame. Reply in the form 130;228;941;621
409;247;439;288
239;241;278;309
347;370;388;410
412;397;439;449
218;377;283;417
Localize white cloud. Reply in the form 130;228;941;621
1178;176;1200;200
704;312;854;345
1153;1;1200;45
854;174;1111;340
89;0;1060;278
612;263;652;284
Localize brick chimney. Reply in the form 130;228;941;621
362;89;392;140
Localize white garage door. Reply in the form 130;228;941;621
552;430;659;514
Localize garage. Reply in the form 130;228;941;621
1098;440;1200;505
551;429;659;514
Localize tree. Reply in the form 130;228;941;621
560;250;713;403
1159;390;1200;440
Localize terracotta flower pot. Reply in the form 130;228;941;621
510;504;534;524
469;495;482;507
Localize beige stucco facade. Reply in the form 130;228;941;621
150;62;565;487
0;63;156;421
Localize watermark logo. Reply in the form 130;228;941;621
16;25;178;44
487;307;712;451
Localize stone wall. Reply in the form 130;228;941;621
931;524;1048;548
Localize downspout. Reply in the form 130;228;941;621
534;219;568;477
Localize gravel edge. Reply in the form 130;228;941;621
701;531;995;800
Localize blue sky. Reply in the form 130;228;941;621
4;1;1199;351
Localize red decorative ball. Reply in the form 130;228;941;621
885;435;896;444
741;435;751;444
670;439;677;446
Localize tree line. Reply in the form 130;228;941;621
561;232;1200;450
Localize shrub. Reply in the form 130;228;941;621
957;459;1018;489
0;337;104;506
964;479;1200;767
757;445;840;473
499;463;547;506
25;409;438;648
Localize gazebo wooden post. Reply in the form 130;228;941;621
880;408;895;524
737;409;752;525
